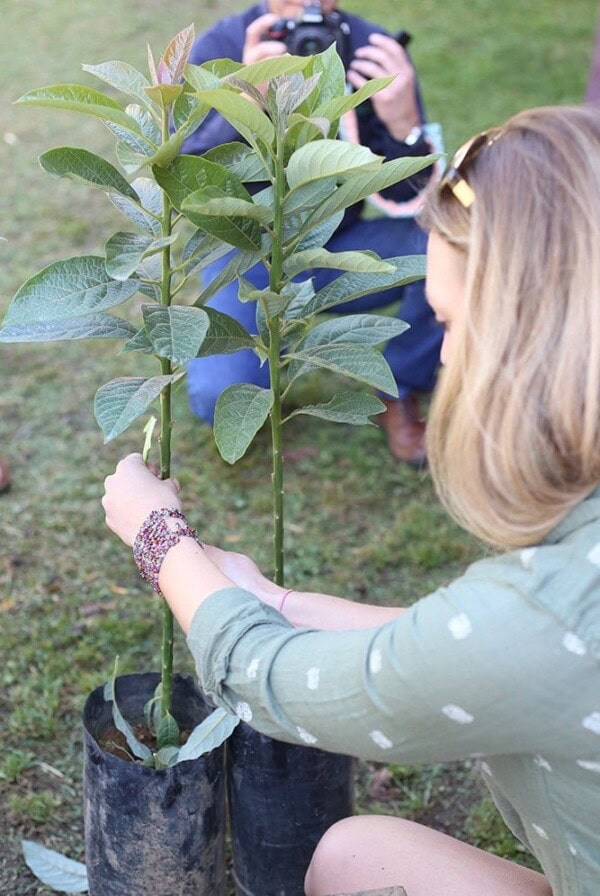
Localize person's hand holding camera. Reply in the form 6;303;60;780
348;32;420;143
243;14;288;65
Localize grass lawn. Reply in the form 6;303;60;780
0;0;595;892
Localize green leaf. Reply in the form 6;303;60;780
0;314;136;343
286;392;386;425
156;712;180;750
197;307;255;356
182;192;263;253
214;384;274;463
296;44;346;115
273;72;322;118
287;139;381;190
121;326;154;355
4;256;140;324
193;88;274;148
154;155;251;212
229;55;309;87
307;155;440;229
103;664;153;761
184;64;222;93
94;375;179;442
16;84;139;131
104;232;177;280
108;188;162;237
299;314;409;351
203;58;244;78
21;840;88;894
39;147;139;200
172;88;210;138
315;76;394;121
144;83;183;108
287;344;398;396
143;683;163;734
153;746;180;769
285;248;393;278
142;305;210;364
126;103;161;144
181;231;233;276
203;142;270;183
82;60;152;108
295;211;344;251
177;708;239;763
293;255;426;318
107;123;157;160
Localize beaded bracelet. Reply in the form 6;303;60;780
133;508;200;595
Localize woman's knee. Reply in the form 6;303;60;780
305;816;389;896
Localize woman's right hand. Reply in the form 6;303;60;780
242;14;287;65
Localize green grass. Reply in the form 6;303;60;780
0;0;594;891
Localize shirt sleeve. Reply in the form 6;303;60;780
186;556;595;764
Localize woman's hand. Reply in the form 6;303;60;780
102;453;182;547
202;544;282;607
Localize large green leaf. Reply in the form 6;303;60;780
197;307;255;356
203;142;270;183
184;64;221;92
286;392;386;425
126;103;161;144
104;232;177;280
286;139;381;190
294;211;344;251
21;841;88;894
4;256;140;324
39;147;138;200
315;76;394;122
182;192;263;253
227;55;309;87
214;384;274;463
285;248;393;278
108;190;162;237
107;123;157;160
181;231;233;276
289;255;426;318
193;88;274;148
82;60;152;108
142;305;210;364
296;44;346;115
172;88;210;139
95;375;179;442
298;314;409;351
154;155;250;211
177;708;239;763
0;314;136;343
306;155;441;232
16;84;139;131
287;343;398;396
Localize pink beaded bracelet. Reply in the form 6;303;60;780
133;508;200;595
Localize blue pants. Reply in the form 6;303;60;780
188;216;442;424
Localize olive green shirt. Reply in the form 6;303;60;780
188;488;600;896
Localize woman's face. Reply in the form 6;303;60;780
425;231;467;366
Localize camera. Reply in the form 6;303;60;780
265;2;351;66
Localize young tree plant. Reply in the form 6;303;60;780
0;26;436;764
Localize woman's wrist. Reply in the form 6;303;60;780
132;507;201;595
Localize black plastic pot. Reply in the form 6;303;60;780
83;672;226;896
227;724;354;896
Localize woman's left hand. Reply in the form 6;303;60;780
102;453;182;547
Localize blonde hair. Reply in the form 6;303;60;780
420;105;600;549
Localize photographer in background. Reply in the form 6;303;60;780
183;0;442;467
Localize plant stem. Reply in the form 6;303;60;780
267;127;286;587
159;106;174;719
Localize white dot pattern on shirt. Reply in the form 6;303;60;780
235;701;253;722
306;667;320;690
568;843;578;857
442;704;474;724
370;729;393;750
480;761;492;776
297;726;317;745
369;648;383;675
586;542;600;566
447;613;473;640
563;632;587;656
582;712;600;735
534;755;553;772
520;547;538;569
577;759;600;773
246;658;260;679
532;824;549;840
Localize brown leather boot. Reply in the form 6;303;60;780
0;455;10;493
377;395;427;468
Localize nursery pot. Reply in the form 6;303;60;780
227;724;354;896
82;672;226;896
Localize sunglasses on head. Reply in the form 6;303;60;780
439;129;502;208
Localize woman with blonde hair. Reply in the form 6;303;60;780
103;105;600;895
